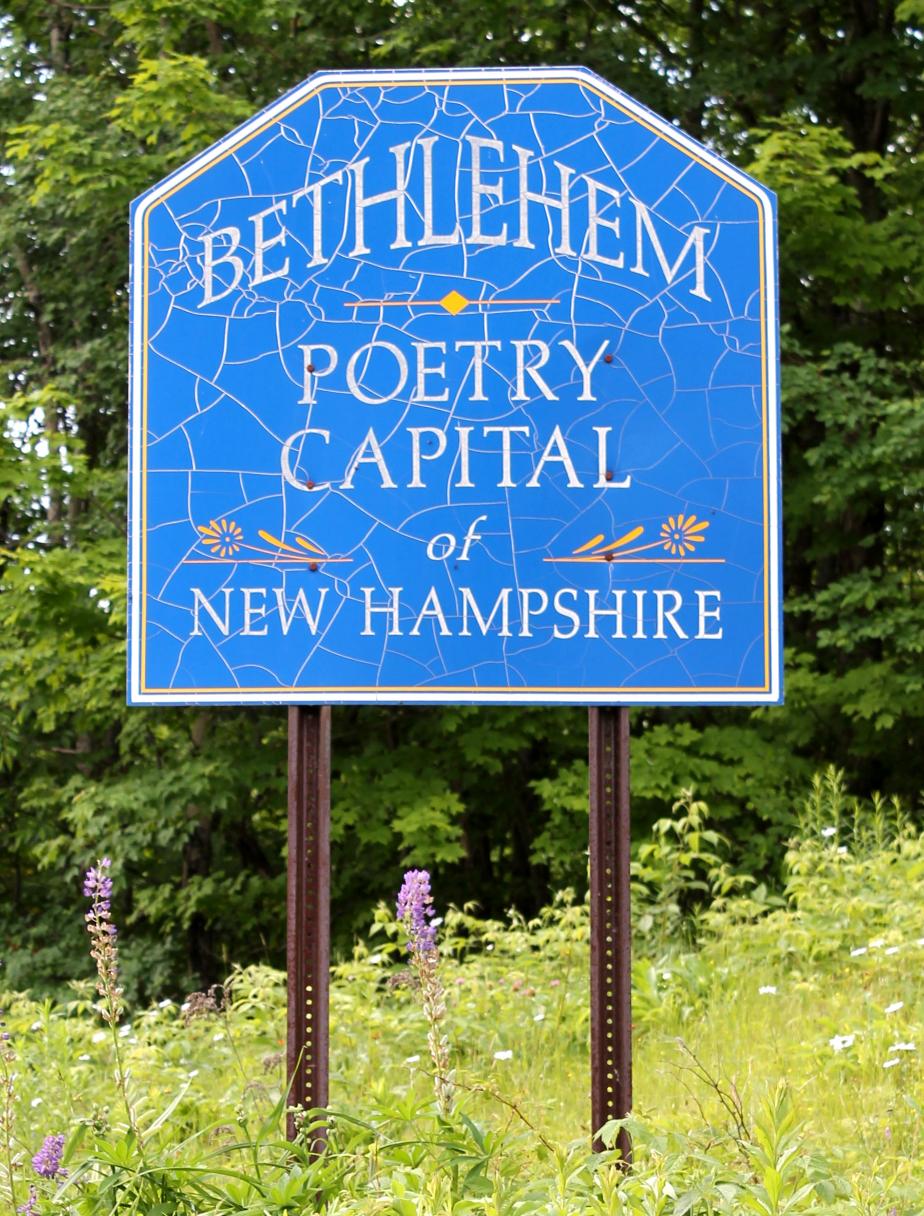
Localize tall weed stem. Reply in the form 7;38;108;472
0;1013;18;1212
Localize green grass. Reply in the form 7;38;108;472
2;770;922;1213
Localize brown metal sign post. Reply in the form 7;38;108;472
286;705;633;1158
589;707;633;1159
286;705;331;1149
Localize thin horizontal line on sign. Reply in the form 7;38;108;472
543;557;727;564
182;557;351;564
141;682;772;694
344;298;560;308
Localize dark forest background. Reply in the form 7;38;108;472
1;0;922;999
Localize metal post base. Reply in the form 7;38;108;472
286;705;331;1149
589;706;632;1160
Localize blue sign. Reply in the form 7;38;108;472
128;67;781;705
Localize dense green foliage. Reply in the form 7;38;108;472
2;776;922;1211
1;0;923;995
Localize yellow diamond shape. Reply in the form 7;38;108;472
440;290;469;316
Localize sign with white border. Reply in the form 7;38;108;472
128;66;781;705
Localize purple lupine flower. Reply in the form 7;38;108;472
395;869;453;1116
17;1185;39;1215
82;860;142;1142
84;857;123;1024
32;1134;66;1179
83;861;112;913
397;869;437;958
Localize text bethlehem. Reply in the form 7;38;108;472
198;135;713;304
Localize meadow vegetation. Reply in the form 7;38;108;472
1;771;921;1213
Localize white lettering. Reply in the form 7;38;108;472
455;340;500;401
586;179;623;268
191;588;231;635
654;589;688;639
419;136;460;246
275;587;328;635
695;590;723;639
632;590;647;639
459;515;488;561
342;428;396;490
468;136;507;245
460;586;511;637
410;586;452;636
281;428;330;491
346;341;409;405
632;200;711;301
586;589;626;639
409;427;449;488
560;339;608;402
483;425;530;487
426;532;455;560
526;424;583;488
454;425;474;488
361;586;403;635
513;340;556;401
412;341;449;403
241;587;268;636
513;146;574;254
350;142;412;256
299;344;338;406
519;588;549;637
552;588;581;639
592;426;632;489
292;171;344;266
200;227;244;305
251;200;289;287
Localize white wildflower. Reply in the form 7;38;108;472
404;1054;420;1064
850;947;867;957
158;998;173;1008
869;938;885;949
889;1042;916;1052
91;1031;106;1044
821;826;837;838
885;1002;904;1015
829;1034;855;1052
78;1054;91;1062
759;985;778;995
367;953;382;965
30;1021;43;1032
534;1009;546;1022
212;1032;225;1042
30;1097;43;1108
118;1024;132;1037
493;1049;513;1060
885;946;900;956
837;846;848;855
883;1058;900;1069
187;1069;199;1078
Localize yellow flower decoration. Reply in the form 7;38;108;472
660;514;709;557
197;518;243;558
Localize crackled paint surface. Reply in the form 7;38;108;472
128;67;781;705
